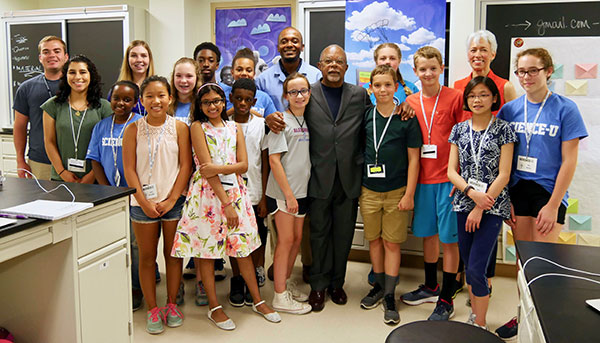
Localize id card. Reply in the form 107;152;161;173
517;156;537;173
219;173;237;190
67;158;86;172
142;183;158;199
468;178;488;193
421;144;438;159
367;164;386;178
114;170;121;186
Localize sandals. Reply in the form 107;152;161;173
207;305;236;330
252;300;281;323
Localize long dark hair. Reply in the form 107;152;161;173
55;55;103;108
192;83;228;123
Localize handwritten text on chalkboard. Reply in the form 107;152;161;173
506;16;600;36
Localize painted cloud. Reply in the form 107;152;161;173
251;23;271;35
266;13;286;22
401;27;436;45
346;1;416;40
227;18;247;28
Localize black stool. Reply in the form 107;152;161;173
386;320;503;343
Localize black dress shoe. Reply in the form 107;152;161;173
328;287;347;305
308;290;326;312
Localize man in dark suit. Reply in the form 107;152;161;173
302;45;372;311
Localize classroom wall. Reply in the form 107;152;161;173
0;0;479;127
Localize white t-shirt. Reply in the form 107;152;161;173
229;115;267;205
265;111;310;200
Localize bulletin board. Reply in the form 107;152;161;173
211;0;296;83
477;0;600;243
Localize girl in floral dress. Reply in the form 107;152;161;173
171;83;280;330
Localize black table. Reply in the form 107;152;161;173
516;241;600;343
0;177;134;238
386;320;503;342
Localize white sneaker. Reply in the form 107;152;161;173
286;280;309;302
466;312;477;325
272;290;311;314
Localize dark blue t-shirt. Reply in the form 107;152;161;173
321;84;343;120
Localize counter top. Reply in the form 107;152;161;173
516;241;600;343
0;178;134;238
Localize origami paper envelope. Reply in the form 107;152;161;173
551;63;563;79
568;215;592;231
575;63;598;79
558;232;577;245
565;80;587;96
567;198;579;214
504;246;516;262
505;229;514;246
578;233;600;247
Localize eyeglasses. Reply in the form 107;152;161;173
320;59;346;66
514;67;545;78
466;93;492;101
200;98;224;107
287;88;310;97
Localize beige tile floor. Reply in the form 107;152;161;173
133;251;519;342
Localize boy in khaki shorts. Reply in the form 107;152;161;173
359;65;422;325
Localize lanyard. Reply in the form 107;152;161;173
110;113;134;178
372;105;396;164
419;86;442;145
145;116;167;183
523;91;550;156
468;116;494;176
42;77;53;98
68;104;88;157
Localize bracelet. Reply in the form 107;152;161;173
463;185;473;195
58;169;66;175
222;201;232;209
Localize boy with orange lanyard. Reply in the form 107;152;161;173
401;46;469;321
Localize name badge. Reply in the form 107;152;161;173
67;158;86;172
367;164;386;178
421;144;438;159
114;170;121;187
142;183;158;199
219;173;237;190
517;156;537;173
468;178;488;193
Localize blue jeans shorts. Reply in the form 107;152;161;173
130;195;186;224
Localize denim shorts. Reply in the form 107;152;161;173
130;195;186;224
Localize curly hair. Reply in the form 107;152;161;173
55;55;103;108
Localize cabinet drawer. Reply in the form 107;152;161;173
76;202;128;258
3;156;17;174
1;140;16;157
352;226;365;247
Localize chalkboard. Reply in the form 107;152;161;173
308;10;345;68
485;1;600;79
67;21;124;98
8;22;62;100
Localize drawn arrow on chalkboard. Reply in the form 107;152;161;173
505;20;531;30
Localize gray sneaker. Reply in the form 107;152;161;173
382;294;400;325
360;284;384;309
175;281;184;305
428;299;455;321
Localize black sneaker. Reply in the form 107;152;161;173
495;317;518;341
215;259;227;281
428;299;455;321
132;289;144;312
382;294;400;325
244;283;253;306
228;275;245;307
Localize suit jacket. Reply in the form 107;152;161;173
305;81;372;199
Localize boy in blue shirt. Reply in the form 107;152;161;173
86;80;143;308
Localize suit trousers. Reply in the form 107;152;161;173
309;173;358;291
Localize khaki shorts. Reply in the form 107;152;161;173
28;159;52;180
359;186;410;244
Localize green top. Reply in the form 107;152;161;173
362;106;422;192
41;96;112;180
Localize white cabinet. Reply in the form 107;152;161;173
0;134;18;178
78;243;130;343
